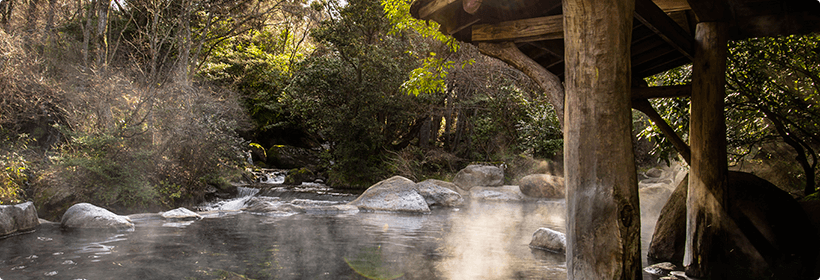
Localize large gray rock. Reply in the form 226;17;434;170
0;201;39;237
529;227;566;253
648;172;819;279
518;174;565;198
453;165;504;190
348;176;430;213
60;203;134;231
419;179;467;196
647;175;688;263
470;185;525;201
161;207;202;221
415;180;464;207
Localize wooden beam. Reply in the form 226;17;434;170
418;0;459;19
632;85;691;99
632;99;691;164
685;0;730;22
472;15;562;42
634;0;695;60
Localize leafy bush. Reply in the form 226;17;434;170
0;133;31;204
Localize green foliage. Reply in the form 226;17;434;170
199;26;311;132
516;99;563;159
281;0;427;187
0;132;31;204
54;126;158;209
640;64;692;162
642;34;820;195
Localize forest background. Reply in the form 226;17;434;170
0;0;817;218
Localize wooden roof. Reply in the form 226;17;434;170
410;0;820;80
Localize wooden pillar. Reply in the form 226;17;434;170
684;21;729;278
563;0;641;279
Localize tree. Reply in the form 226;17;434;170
642;34;820;196
281;0;428;187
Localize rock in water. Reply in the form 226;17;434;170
453;165;504;190
0;201;39;237
161;207;202;221
60;203;134;231
518;174;565;198
418;179;467;196
415;180;464;207
470;185;525;201
648;171;820;279
348;176;430;213
529;227;566;253
643;262;678;276
647;175;688;263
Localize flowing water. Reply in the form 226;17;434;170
0;175;671;279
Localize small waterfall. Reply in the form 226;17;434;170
237;186;261;197
253;169;287;184
202;186;260;211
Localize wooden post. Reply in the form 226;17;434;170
563;0;641;279
684;21;729;278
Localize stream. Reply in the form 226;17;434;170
0;172;667;279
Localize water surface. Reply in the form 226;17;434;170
1;194;569;280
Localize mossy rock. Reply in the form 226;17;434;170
284;168;316;185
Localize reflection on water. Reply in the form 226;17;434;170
0;198;569;280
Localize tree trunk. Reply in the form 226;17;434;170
95;0;109;68
563;0;641;279
684;21;730;278
82;0;97;68
175;0;192;86
477;42;564;130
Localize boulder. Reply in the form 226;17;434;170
60;203;134;231
248;143;267;165
529;227;566;253
518;174;565;198
647;175;688;263
418;179;467;196
283;168;316;185
648;172;820;279
453;165;504;190
643;262;678;277
266;145;321;169
348;176;430;213
414;180;464;207
470;185;525;201
0;201;39;237
645;168;664;178
161;207;202;221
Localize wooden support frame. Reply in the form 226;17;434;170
563;0;641;278
418;0;459;19
684;21;730;278
632;99;691;164
472;15;563;42
634;0;695;60
631;85;691;99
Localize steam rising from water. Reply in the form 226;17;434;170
438;200;567;279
